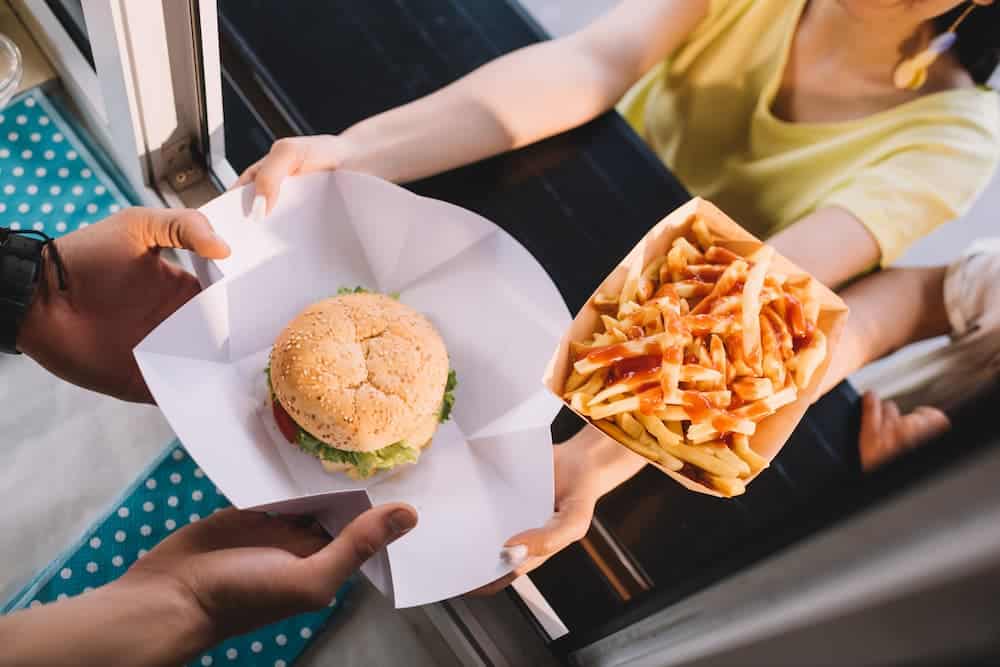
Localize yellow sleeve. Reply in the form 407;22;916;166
693;0;738;38
618;0;738;131
821;125;999;267
677;0;756;58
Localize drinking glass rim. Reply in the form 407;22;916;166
0;33;23;92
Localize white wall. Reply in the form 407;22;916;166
897;169;1000;267
520;0;610;36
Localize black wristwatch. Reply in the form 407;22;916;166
0;228;49;354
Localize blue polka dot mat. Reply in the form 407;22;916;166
1;88;130;235
2;441;350;667
2;90;349;663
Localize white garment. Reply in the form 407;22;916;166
853;239;1000;412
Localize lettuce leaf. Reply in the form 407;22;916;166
296;430;418;479
337;286;400;300
439;369;458;423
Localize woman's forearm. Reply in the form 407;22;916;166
341;0;708;183
0;579;210;667
569;426;649;499
340;38;630;183
819;265;949;395
768;208;882;289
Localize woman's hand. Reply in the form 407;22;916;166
235;135;361;215
859;391;950;471
17;207;230;403
472;428;648;595
0;505;418;667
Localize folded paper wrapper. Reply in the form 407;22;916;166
134;171;571;607
543;198;850;498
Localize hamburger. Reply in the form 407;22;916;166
266;289;456;479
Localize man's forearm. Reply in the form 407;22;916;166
0;578;211;667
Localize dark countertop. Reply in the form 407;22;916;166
217;0;864;657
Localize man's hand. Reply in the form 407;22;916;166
0;505;418;667
123;505;417;643
859;391;951;471
15;207;230;402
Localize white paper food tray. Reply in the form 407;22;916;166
134;171;570;607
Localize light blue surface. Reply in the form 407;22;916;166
3;441;348;667
0;88;129;236
2;88;348;665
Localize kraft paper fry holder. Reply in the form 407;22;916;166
542;197;849;498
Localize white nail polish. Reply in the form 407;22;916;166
251;195;266;222
501;544;528;567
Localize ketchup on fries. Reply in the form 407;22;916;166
562;216;829;497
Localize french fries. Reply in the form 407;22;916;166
564;216;827;497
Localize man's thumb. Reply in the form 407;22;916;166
133;208;231;259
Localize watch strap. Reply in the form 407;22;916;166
0;229;47;354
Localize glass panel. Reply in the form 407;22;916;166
43;0;91;67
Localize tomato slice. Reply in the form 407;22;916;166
272;400;299;444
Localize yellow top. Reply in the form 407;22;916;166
619;0;1000;265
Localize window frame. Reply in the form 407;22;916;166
17;3;1000;665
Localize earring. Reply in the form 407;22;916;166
894;3;977;91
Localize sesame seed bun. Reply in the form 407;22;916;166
270;293;449;453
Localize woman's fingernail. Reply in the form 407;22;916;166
387;509;417;538
251;195;266;222
501;544;528;567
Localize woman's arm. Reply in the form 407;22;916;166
818;263;950;395
767;207;882;289
243;0;709;206
774;208;951;395
769;207;962;397
343;0;707;182
476;264;951;593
